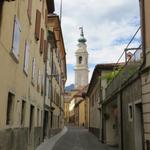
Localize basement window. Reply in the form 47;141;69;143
6;92;14;125
21;100;26;125
29;105;34;132
128;103;133;122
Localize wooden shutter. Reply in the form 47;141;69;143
42;0;44;17
40;28;44;54
43;40;48;62
45;9;48;27
27;0;32;22
35;10;41;41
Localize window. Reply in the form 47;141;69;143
29;105;34;132
11;15;21;60
42;0;44;17
128;103;133;122
41;74;44;95
40;28;44;54
32;58;36;84
45;9;48;27
43;40;48;62
21;100;26;125
27;0;32;23
37;108;39;126
37;69;41;92
23;40;30;75
35;10;41;41
79;56;82;64
6;92;14;125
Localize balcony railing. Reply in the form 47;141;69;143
106;27;143;98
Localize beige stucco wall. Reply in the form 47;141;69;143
0;0;48;129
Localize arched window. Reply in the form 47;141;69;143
79;56;82;64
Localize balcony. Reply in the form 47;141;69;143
106;27;143;98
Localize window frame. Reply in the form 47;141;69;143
6;92;15;125
20;100;26;126
128;103;133;122
11;15;21;61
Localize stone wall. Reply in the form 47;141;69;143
0;127;43;150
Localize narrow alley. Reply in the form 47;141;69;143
37;126;118;150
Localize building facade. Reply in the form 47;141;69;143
87;64;116;140
140;0;150;149
0;0;66;149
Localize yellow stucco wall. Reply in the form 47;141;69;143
79;100;85;127
0;0;48;129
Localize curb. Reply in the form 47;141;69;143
36;126;68;150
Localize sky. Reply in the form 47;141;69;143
54;0;141;86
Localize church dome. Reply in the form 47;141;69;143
78;27;87;43
78;36;87;43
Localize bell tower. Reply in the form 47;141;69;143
74;27;89;89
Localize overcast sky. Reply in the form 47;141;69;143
54;0;141;86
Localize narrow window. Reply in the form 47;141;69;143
29;105;34;132
6;92;14;125
42;0;44;17
23;40;30;75
21;100;26;125
37;69;41;92
43;40;48;62
37;108;39;126
35;10;41;41
11;15;21;60
128;103;133;122
41;74;44;96
40;28;44;54
79;56;82;64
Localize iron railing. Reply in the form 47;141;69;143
106;27;143;97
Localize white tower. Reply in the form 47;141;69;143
74;27;89;89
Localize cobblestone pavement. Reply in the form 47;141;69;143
52;126;118;150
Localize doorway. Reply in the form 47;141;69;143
134;102;143;150
43;110;48;139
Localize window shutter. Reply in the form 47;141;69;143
45;9;48;27
27;0;32;22
40;28;44;54
35;10;41;41
42;0;44;17
12;15;21;60
43;40;48;62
